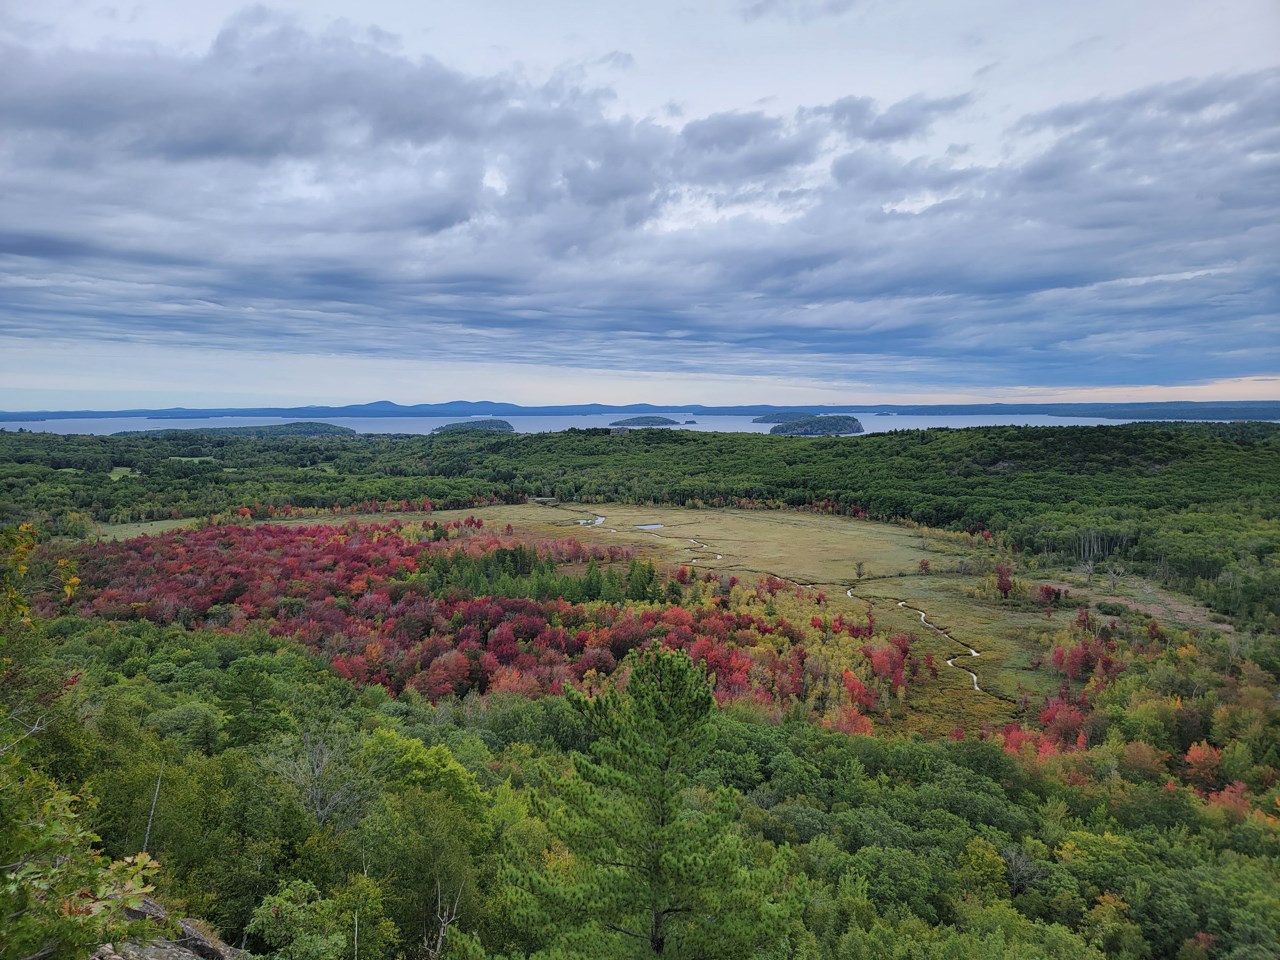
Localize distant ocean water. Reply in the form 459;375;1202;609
1;413;1158;436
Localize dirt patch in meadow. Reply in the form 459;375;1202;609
1091;580;1233;632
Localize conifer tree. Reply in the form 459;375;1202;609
512;646;797;958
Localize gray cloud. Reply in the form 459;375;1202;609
0;10;1276;397
864;93;974;141
677;111;822;186
812;92;973;142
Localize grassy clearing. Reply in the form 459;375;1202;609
430;502;935;583
98;517;199;539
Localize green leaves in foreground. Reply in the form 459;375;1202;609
509;647;800;959
0;751;158;960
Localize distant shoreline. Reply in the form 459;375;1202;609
6;413;1279;440
2;399;1277;423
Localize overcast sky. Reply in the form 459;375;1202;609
1;0;1277;409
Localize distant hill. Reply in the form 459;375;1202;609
609;416;680;427
769;415;864;436
752;412;814;423
431;419;516;434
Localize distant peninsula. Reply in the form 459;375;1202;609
752;412;814;423
609;416;680;427
769;415;864;436
431;419;515;434
116;422;357;438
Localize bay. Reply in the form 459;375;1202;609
2;412;1162;436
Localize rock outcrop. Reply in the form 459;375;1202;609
92;896;241;960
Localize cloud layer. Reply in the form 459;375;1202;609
0;8;1276;403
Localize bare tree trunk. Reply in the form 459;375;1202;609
1107;562;1125;592
423;879;463;960
142;760;164;853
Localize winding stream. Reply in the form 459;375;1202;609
567;503;989;696
898;600;983;691
685;537;723;562
847;588;985;692
570;509;722;562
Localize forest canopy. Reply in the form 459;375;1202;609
3;422;1276;628
2;421;1278;960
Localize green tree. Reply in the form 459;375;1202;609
582;561;603;602
0;523;36;628
350;757;491;956
247;880;344;960
331;874;399;960
0;755;158;960
1;524;156;960
954;837;1011;904
600;568;625;604
512;647;797;958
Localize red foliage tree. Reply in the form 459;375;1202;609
827;705;874;736
995;564;1014;599
1185;741;1223;790
842;670;879;710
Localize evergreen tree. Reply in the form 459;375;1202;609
511;647;797;958
600;568;625;604
582;561;602;602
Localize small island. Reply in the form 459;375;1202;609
769;415;864;436
431;419;516;434
752;412;815;423
609;416;680;427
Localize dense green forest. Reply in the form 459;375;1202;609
432;421;516;435
2;423;1278;960
2;423;1277;628
3;544;1278;959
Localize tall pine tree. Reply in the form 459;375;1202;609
510;647;797;959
